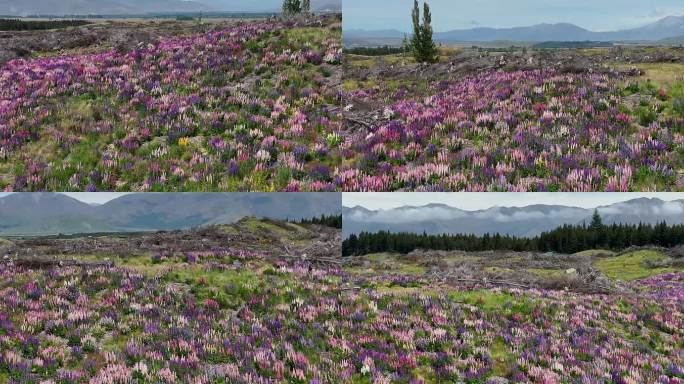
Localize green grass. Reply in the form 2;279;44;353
393;263;426;275
411;366;436;383
382;54;413;65
163;266;261;309
103;331;141;352
621;63;684;87
342;78;378;91
347;57;376;69
593;250;676;281
490;336;515;377
574;249;616;257
347;253;427;276
283;27;332;46
441;254;480;264
527;268;569;277
364;253;396;262
241;217;304;237
215;224;239;234
376;285;431;295
57;253;173;276
342;79;359;91
448;290;518;312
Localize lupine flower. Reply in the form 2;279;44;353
0;18;343;192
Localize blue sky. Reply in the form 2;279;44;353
343;193;684;210
343;0;684;32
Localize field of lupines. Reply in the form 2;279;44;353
1;252;682;383
4;19;684;192
342;68;684;191
0;17;342;191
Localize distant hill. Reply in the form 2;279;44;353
345;15;684;45
0;0;215;16
343;198;684;238
312;1;341;12
533;41;613;49
660;35;684;45
0;193;341;235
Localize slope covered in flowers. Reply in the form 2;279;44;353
1;254;682;383
342;69;684;191
0;18;342;191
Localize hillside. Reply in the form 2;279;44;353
0;16;343;192
0;193;341;235
0;227;681;382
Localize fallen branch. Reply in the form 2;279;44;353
444;276;530;288
271;253;342;265
14;258;113;268
339;286;362;291
344;116;373;129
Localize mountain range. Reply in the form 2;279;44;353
200;0;339;12
344;15;684;44
0;193;341;236
343;198;684;238
0;0;340;16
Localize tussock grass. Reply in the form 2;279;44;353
594;250;677;281
574;249;616;257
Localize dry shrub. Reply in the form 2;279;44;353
670;258;684;268
403;253;423;264
668;245;684;259
538;275;586;292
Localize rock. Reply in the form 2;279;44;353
0;48;18;66
565;268;577;274
486;377;509;384
110;30;157;53
382;107;395;119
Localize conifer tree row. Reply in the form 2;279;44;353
288;214;342;228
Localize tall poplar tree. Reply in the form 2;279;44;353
410;1;438;63
282;0;302;15
410;0;422;60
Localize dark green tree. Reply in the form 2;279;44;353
410;1;438;63
302;0;310;13
589;209;603;231
411;0;422;58
420;1;438;62
402;33;411;56
343;234;359;256
282;0;302;15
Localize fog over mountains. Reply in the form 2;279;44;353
343;198;684;238
345;15;684;44
0;0;341;16
0;193;341;235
